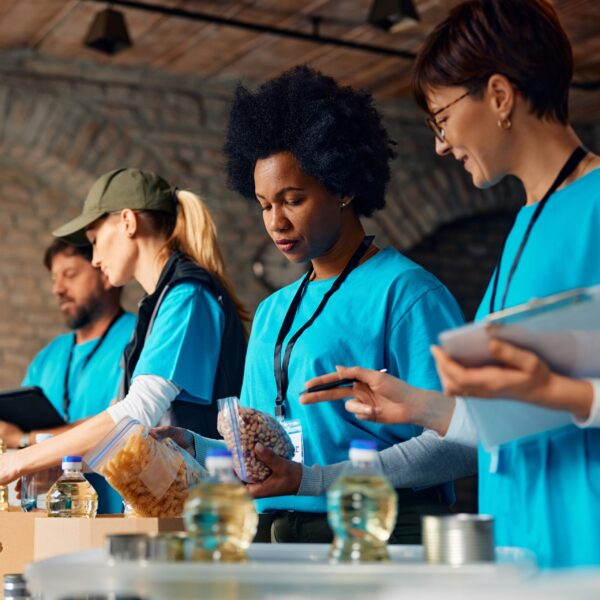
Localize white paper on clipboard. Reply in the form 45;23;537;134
439;285;600;449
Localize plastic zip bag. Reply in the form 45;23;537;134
216;397;295;483
85;417;206;517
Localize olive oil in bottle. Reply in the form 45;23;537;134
184;449;258;562
46;456;98;518
0;439;9;511
327;440;397;563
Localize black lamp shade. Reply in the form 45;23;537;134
85;8;132;55
368;0;420;31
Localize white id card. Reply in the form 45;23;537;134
282;419;304;463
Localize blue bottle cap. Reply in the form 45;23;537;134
349;440;378;452
206;448;232;459
62;455;82;462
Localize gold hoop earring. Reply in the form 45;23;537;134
498;117;512;130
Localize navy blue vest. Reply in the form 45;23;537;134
119;251;247;438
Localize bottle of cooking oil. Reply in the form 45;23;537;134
46;456;98;518
0;439;9;511
183;448;258;562
327;440;397;563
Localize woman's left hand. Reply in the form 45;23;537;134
431;339;593;419
245;445;302;499
150;426;195;457
431;339;554;402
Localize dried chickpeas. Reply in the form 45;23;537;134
217;405;295;482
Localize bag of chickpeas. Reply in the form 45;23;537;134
85;417;206;517
217;396;295;483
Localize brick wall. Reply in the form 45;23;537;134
0;49;598;390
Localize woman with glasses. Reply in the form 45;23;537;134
0;168;248;495
302;0;600;569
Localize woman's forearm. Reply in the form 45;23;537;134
299;430;477;496
13;411;115;478
29;418;89;444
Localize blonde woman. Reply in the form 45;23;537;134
0;168;247;486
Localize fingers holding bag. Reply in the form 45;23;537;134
216;397;294;483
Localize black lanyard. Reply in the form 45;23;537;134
63;310;124;419
489;146;588;313
274;235;374;419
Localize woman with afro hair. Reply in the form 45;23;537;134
165;66;476;545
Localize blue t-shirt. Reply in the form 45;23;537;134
474;168;600;569
22;313;136;421
242;247;464;513
22;312;136;514
132;281;224;404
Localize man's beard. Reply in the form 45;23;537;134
64;292;105;330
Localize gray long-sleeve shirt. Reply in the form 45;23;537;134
298;429;477;499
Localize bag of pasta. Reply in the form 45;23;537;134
217;396;295;483
85;417;206;517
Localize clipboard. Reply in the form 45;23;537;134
0;386;66;431
439;285;600;448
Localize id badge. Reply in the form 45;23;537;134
282;419;304;463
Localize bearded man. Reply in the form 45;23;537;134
1;240;135;512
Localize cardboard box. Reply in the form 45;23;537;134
0;510;45;582
34;515;184;561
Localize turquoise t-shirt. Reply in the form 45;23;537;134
22;312;136;513
132;281;225;404
22;313;135;421
242;247;464;513
474;168;600;569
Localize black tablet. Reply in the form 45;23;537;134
0;386;66;431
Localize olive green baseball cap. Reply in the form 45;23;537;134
53;168;177;246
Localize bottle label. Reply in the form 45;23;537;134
282;419;304;463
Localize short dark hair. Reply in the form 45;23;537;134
224;65;396;217
411;0;573;124
43;239;93;270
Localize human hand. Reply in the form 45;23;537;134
150;426;195;457
245;444;302;499
430;339;557;402
301;366;453;433
0;420;25;449
0;452;21;485
431;340;594;420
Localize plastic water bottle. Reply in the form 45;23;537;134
183;448;258;562
20;434;63;512
46;456;98;518
327;440;397;562
0;439;8;512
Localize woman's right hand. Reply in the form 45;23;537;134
301;366;456;434
150;426;195;457
0;452;21;485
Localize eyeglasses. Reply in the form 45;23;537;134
425;91;470;143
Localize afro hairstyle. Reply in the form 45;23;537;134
224;65;396;218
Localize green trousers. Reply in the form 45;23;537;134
254;486;450;544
